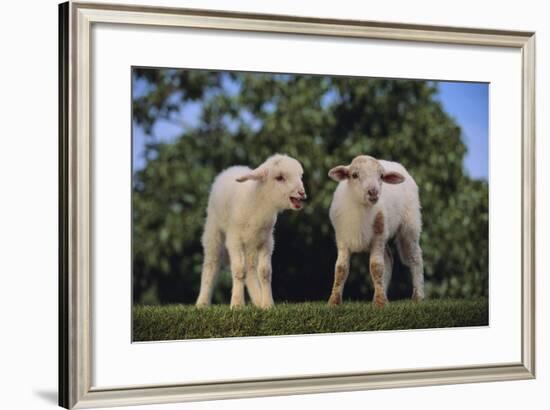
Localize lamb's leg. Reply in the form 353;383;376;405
196;223;223;307
408;241;425;301
257;236;275;309
328;247;350;305
370;238;388;308
383;245;393;295
245;250;262;306
397;231;425;301
226;236;246;308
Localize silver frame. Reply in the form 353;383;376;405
59;1;536;408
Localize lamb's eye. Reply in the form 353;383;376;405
352;172;359;179
275;175;285;182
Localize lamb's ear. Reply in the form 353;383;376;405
236;167;269;183
328;165;350;181
382;171;405;184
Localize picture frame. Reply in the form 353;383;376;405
59;1;536;408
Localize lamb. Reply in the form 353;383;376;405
195;154;307;309
327;155;424;307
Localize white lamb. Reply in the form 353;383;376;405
196;154;307;309
327;155;424;307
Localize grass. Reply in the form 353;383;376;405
133;298;488;341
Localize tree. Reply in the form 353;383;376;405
132;68;488;305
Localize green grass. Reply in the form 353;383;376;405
133;298;488;341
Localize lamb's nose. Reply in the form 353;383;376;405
298;190;307;199
367;188;378;197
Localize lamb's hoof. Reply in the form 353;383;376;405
195;301;210;309
260;303;274;310
411;289;425;302
328;295;342;306
230;301;245;310
373;294;388;308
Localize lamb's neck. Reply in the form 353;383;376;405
246;183;280;222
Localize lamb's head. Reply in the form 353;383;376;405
236;154;307;211
328;155;405;205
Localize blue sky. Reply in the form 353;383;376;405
133;77;489;180
435;81;489;180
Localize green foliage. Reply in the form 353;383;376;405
132;68;488;305
133;299;489;341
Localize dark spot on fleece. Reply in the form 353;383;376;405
373;212;384;235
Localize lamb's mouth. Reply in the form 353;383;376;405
290;196;304;209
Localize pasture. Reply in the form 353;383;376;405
133;298;488;341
